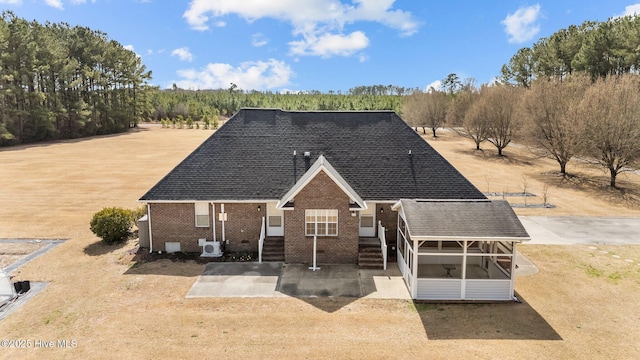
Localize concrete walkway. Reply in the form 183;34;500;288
186;262;411;299
519;216;640;245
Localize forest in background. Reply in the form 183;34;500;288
0;11;152;146
4;11;640;157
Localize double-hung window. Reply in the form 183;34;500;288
195;202;210;227
305;209;338;236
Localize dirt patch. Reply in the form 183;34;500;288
0;126;638;359
0;241;50;269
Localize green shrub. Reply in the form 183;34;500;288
131;206;147;222
90;207;134;244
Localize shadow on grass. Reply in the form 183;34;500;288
532;170;640;209
123;249;209;277
415;293;562;340
83;240;129;256
454;147;537;167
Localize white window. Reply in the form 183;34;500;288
195;202;210;227
305;209;338;236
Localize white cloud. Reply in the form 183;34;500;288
0;0;21;4
172;59;294;91
252;33;269;47
289;31;369;57
70;0;86;4
502;4;542;44
171;47;194;62
45;0;63;9
617;4;640;17
123;45;141;58
425;80;442;93
183;0;419;58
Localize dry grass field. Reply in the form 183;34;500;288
0;125;639;359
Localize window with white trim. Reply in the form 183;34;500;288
305;209;338;236
195;202;210;227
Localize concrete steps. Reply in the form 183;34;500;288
262;236;284;262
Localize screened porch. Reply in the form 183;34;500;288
392;199;529;301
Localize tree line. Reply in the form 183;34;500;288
500;15;640;86
403;73;640;188
0;11;152;146
149;85;408;123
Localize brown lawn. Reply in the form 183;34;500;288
0;125;638;359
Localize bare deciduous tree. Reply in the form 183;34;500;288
521;76;588;174
402;90;449;137
463;85;519;155
448;88;486;149
580;75;640;187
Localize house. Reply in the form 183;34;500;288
139;109;529;301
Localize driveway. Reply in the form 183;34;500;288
519;216;640;245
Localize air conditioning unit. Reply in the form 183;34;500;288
198;238;222;257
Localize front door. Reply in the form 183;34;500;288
266;202;284;236
359;202;375;237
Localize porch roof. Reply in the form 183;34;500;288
393;199;530;241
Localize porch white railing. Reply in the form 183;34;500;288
378;221;387;270
258;216;265;263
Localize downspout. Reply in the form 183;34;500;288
210;202;216;242
221;203;226;245
147;203;153;253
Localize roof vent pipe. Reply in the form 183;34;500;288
408;150;412;155
304;151;311;170
293;150;296;156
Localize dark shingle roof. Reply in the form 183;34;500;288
140;109;486;201
399;199;529;239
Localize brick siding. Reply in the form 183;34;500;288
149;202;265;253
284;171;359;264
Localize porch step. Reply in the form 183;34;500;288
358;238;384;269
262;236;284;262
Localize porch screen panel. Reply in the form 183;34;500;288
305;209;338;236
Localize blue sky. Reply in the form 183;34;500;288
2;1;640;92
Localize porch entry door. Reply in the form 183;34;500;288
266;202;284;236
359;202;375;237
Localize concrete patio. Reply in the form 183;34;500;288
186;262;411;299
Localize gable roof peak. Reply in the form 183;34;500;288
277;154;365;210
